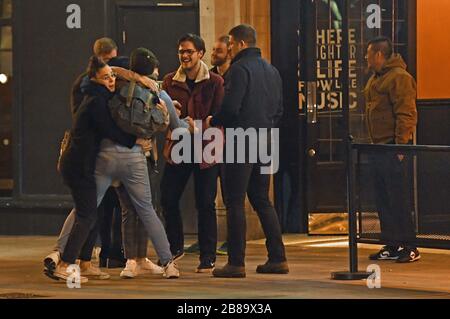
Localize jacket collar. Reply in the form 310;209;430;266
173;60;210;83
376;53;407;76
232;47;261;64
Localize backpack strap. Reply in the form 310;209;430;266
126;81;137;108
145;92;153;112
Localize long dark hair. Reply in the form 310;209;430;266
87;55;107;78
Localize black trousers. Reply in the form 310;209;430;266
98;187;125;261
225;161;287;267
61;174;98;264
161;162;219;263
369;151;416;247
218;163;229;207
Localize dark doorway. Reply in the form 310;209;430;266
116;2;199;78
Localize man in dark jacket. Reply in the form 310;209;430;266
207;24;288;278
364;36;419;263
161;34;224;273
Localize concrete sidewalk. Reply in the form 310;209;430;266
0;235;449;299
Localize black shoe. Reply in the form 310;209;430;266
196;261;215;273
212;264;246;278
100;257;126;269
396;247;421;263
369;246;400;260
256;261;289;274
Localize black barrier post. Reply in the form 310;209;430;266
331;0;373;280
331;137;373;280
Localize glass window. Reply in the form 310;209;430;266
0;0;12;19
299;0;410;157
0;25;12;49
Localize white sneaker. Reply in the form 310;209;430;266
79;262;110;280
163;261;180;279
44;251;60;271
137;258;164;275
120;259;138;279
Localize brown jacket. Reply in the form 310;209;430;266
364;54;417;144
162;61;224;169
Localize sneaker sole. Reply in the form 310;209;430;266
196;268;215;273
369;256;399;261
396;255;421;263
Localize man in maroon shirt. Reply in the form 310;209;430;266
161;34;225;273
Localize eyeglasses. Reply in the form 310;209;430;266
97;72;117;81
178;49;198;56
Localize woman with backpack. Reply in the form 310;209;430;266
47;56;180;282
49;56;150;282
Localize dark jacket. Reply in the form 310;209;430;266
364;54;417;144
162;61;224;169
60;80;136;181
210;47;283;129
210;65;229;82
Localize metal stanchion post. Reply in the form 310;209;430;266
331;136;373;280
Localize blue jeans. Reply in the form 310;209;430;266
56;140;173;265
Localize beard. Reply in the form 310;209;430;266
211;57;227;67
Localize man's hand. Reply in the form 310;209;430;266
205;116;213;129
139;76;159;92
156;99;167;111
173;100;182;117
184;116;199;134
136;138;152;153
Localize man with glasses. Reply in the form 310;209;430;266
184;35;233;256
161;33;224;273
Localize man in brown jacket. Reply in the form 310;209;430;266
364;36;419;263
161;34;224;273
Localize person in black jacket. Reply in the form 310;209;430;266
47;56;150;282
206;24;289;278
47;38;159;273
